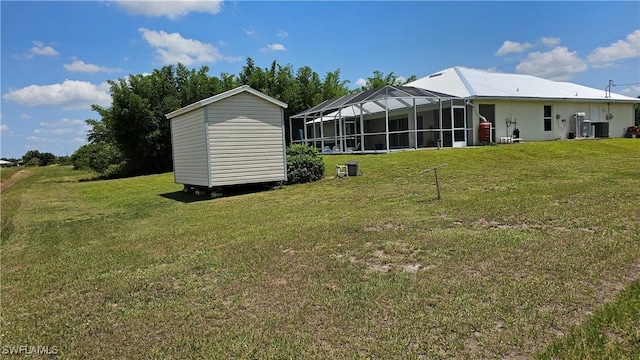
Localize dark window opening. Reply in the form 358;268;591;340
544;105;552;131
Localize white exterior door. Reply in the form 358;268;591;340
452;106;467;148
591;106;600;122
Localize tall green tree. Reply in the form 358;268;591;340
321;69;350;101
21;150;56;166
219;72;240;91
296;66;323;110
357;70;416;91
21;150;41;164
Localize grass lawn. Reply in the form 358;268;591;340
1;139;639;358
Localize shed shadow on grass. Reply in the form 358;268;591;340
159;184;281;203
159;191;211;203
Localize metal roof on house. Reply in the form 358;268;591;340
291;85;456;120
166;85;287;119
406;66;639;102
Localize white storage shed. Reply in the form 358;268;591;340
166;85;288;192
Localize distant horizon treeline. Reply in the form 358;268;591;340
67;57;415;178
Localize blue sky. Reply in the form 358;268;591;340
1;1;639;158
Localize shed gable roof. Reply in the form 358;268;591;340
407;66;639;102
166;85;288;119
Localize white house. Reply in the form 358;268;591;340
290;67;638;152
166;85;288;194
408;67;639;144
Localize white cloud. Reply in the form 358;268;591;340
34;128;74;135
355;78;367;87
541;37;561;46
64;59;122;73
0;125;11;134
264;43;286;52
40;118;85;127
26;136;53;142
587;30;640;63
515;46;588;81
620;86;640;97
2;80;111;110
139;28;240;65
17;41;60;59
20;114;32;119
496;40;534;55
244;29;255;36
29;41;59;57
70;138;87;144
35;118;91;139
114;0;223;20
277;30;288;38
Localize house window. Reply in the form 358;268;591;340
543;105;552;131
389;118;408;132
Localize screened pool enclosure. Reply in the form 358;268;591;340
289;85;472;153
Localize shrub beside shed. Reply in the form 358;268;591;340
165;85;288;194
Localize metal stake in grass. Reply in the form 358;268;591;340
421;164;447;200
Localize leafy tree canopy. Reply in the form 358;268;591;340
77;58;405;177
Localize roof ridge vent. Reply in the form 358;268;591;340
428;72;442;78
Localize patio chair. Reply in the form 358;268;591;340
336;164;348;178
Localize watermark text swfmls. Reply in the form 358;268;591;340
2;345;59;355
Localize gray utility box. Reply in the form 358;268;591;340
346;161;359;176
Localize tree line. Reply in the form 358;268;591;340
71;58;414;178
1;150;68;167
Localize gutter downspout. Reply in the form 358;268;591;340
466;100;491;144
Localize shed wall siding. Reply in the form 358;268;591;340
207;93;286;186
170;110;209;186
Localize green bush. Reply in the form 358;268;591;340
286;144;324;184
98;161;131;179
70;143;122;174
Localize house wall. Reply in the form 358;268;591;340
207;92;286;186
170;109;210;187
472;100;636;143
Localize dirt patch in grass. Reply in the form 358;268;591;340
472;217;598;233
345;247;436;273
595;259;640;305
1;170;31;191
